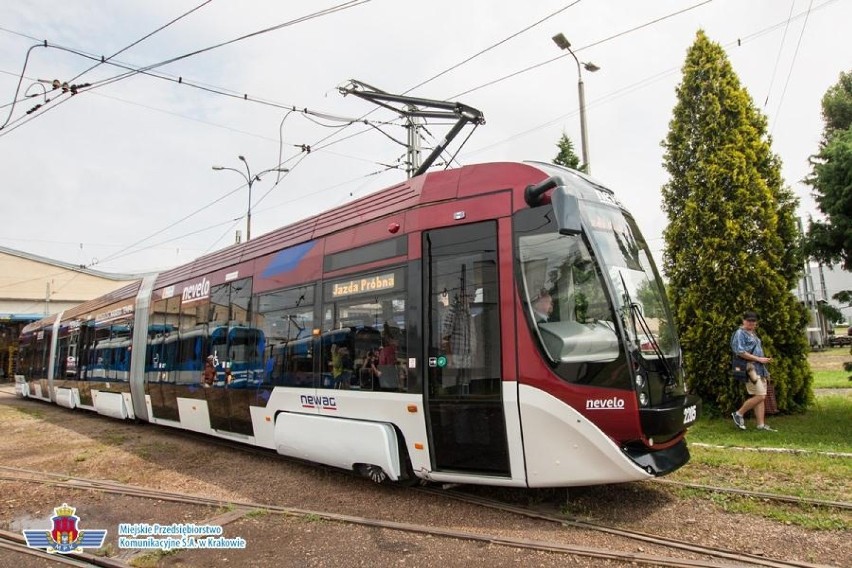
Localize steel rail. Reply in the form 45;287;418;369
0;527;128;567
653;478;852;510
422;487;832;568
0;468;774;568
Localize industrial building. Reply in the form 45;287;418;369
0;246;139;378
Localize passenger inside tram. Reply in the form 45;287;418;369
531;289;554;324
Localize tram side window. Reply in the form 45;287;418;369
90;325;111;380
75;323;94;380
256;285;315;388
18;337;34;377
147;296;180;384
110;322;133;382
38;328;53;379
208;278;262;386
55;333;71;380
322;268;409;392
178;296;209;386
210;278;252;326
426;225;501;397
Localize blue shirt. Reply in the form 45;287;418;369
731;327;767;377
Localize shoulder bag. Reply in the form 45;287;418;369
731;355;749;382
731;342;755;383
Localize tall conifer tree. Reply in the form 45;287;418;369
661;31;811;413
553;133;583;171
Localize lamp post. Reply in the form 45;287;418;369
552;33;599;174
212;156;288;242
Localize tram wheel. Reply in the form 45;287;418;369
357;464;389;484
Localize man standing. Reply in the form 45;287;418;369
730;311;776;431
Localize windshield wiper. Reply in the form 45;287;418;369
618;273;675;383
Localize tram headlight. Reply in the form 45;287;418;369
634;374;645;389
638;391;649;406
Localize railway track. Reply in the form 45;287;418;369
5;387;847;514
653;478;852;511
174;419;852;512
425;485;831;568
0;465;835;568
1;392;846;567
0;526;126;567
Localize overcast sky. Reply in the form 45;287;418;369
0;0;849;277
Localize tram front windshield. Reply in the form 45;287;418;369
517;202;677;368
582;202;677;359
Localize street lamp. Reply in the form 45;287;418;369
552;33;600;174
212;156;288;242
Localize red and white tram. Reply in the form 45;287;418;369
16;161;700;487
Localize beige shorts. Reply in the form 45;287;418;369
745;363;767;396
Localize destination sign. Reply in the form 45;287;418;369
95;304;134;323
331;273;395;298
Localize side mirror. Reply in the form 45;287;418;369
552;187;582;235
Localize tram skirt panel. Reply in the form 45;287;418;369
274;413;402;480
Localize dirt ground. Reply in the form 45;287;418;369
0;387;849;567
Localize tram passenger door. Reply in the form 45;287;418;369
423;223;509;476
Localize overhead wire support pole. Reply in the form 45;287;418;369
339;79;485;178
405;113;422;178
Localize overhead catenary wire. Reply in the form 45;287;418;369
0;1;372;138
1;0;218;128
277;3;589;178
67;0;215;84
771;0;815;135
402;0;583;95
288;0;719;166
75;0;372;93
763;0;797;108
459;0;838;159
0;1;839;274
451;0;716;99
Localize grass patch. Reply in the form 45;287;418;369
14;406;45;420
677;390;852;530
664;484;850;530
813;370;851;388
130;549;178;567
673;445;852;500
808;346;851;386
135;440;177;460
98;431;128;446
688;395;852;453
301;513;325;523
246;508;269;518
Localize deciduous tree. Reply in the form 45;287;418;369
660;31;811;414
805;70;852;270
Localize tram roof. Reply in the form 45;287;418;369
153;161;552;289
22;161;616;335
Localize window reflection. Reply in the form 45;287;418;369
320;269;409;392
257;285;315;388
519;231;620;365
583;202;678;358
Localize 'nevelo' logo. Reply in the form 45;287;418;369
586;397;626;410
182;277;211;304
